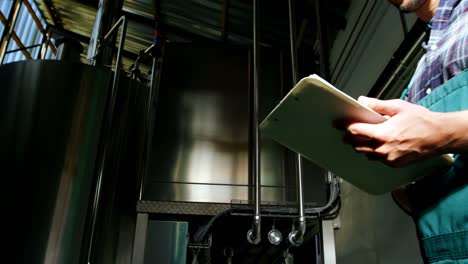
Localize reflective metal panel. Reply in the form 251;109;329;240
2;60;112;264
143;44;250;194
87;76;150;264
143;44;329;205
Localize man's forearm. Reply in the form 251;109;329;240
391;110;468;215
435;110;468;154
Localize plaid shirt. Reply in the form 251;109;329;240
406;0;468;103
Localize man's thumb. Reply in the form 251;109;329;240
358;96;403;116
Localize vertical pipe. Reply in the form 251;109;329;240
112;17;126;98
85;16;127;264
139;7;162;200
287;0;306;247
139;44;162;201
138;56;157;200
288;0;298;84
253;0;260;224
247;0;261;245
279;51;287;202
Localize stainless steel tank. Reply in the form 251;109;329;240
2;60;112;264
141;43;329;207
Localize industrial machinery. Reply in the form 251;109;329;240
3;0;425;263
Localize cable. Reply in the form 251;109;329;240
266;175;341;216
193;176;341;242
193;208;234;242
305;176;340;214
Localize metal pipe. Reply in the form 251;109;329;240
138;46;161;200
279;51;287;202
375;32;426;98
103;16;126;41
86;15;127;263
138;55;158;199
288;0;298;84
144;43;155;54
287;0;306;247
112;16;127;96
289;216;306;246
137;4;159;201
252;0;260;225
247;0;261;245
89;15;126;63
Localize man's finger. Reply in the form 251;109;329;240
358;96;404;116
355;146;375;153
347;122;379;139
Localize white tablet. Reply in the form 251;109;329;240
260;74;453;195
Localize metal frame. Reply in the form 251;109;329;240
321;220;337;264
103;16;127;90
4;42;41;54
0;0;57;64
131;213;149;264
0;0;22;63
22;0;56;56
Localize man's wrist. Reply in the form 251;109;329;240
434;111;468;154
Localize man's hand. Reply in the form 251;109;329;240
345;96;451;167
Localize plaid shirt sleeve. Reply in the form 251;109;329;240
406;0;468;103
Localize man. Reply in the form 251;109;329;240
344;0;468;263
